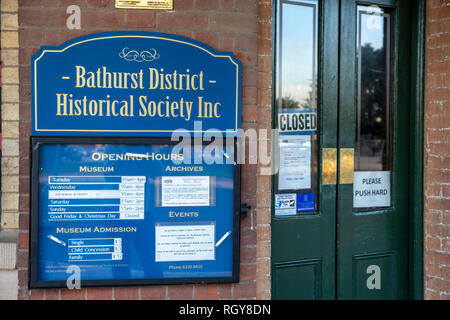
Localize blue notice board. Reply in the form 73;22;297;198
29;138;239;288
31;31;241;136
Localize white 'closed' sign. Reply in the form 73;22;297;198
353;171;391;208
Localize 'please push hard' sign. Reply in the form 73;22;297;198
31;31;241;137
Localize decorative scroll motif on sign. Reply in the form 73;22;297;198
119;48;160;62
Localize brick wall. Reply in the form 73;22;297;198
424;0;450;300
16;0;270;300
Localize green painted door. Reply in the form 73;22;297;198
271;0;412;300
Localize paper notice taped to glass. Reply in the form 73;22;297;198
278;135;312;190
155;223;215;262
161;176;210;207
353;171;391;208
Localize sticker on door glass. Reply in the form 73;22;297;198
275;194;297;216
353;171;391;208
297;193;315;213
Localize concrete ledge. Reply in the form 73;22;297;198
0;243;17;269
0;270;18;300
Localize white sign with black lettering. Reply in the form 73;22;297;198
155;223;215;262
161;176;210;207
278;111;317;133
353;171;391;208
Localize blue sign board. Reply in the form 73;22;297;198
30;139;239;287
31;31;241;136
29;31;242;288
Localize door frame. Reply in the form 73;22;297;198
408;0;425;301
269;0;425;300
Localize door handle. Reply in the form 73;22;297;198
322;148;337;185
340;148;354;184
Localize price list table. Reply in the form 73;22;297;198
68;238;123;262
47;176;145;221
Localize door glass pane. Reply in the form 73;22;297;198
274;0;319;216
353;6;392;209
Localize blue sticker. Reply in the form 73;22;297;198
297;193;315;213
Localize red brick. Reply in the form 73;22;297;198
19;29;43;48
426;169;450;184
442;265;450;279
426;223;450;237
19;213;29;230
242;87;257;104
235;33;258;52
86;0;115;8
233;281;256;299
426;88;450;101
59;30;87;44
428;143;450;156
28;290;44;300
84;10;126;28
426;251;450;266
221;0;234;11
86;288;113;300
114;287;139;300
194;284;219;300
234;50;257;68
157;12;208;30
19;65;31;83
20;48;38;66
45;289;60;300
235;0;258;13
240;264;257;281
428;6;450;21
19;195;30;212
427;74;444;88
18;232;29;250
425;212;442;225
258;3;273;20
210;13;258;33
427;278;450;292
141;286;166;300
242;105;258;122
426;263;442;278
126;11;156;28
219;32;234;50
61;288;86;300
243;69;257;86
19;8;67;27
194;31;219;49
174;0;194;10
60;0;86;7
21;0;42;6
425;289;441;300
428;21;444;35
240;243;256;263
18;269;28;287
426;236;442;251
196;0;220;11
427;130;450;143
42;30;61;46
167;285;193;300
218;283;233;299
427;33;450;49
